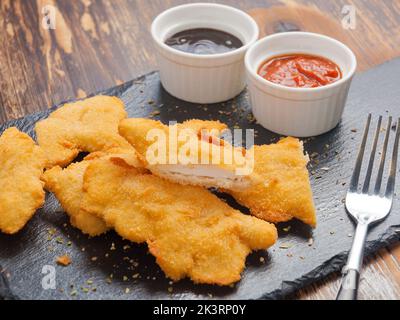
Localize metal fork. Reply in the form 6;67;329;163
336;114;400;300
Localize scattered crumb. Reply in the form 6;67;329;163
110;243;116;251
56;255;71;266
279;243;291;249
125;288;130;294
168;287;173;293
123;275;129;281
282;226;291;232
132;273;139;279
259;257;265;263
307;238;314;246
150;111;160;117
91;256;98;262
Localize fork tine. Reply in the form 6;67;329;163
350;114;371;192
374;117;392;194
385;118;400;198
362;116;382;193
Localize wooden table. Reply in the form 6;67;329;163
1;0;399;300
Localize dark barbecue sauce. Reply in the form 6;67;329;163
165;28;243;55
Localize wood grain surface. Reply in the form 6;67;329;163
0;0;399;300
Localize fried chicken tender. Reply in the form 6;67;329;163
41;149;143;236
35;96;133;168
42;160;108;236
0;128;46;234
119;118;316;226
81;155;277;285
119;118;252;189
228;137;317;227
178;119;227;133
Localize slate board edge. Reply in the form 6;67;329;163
260;225;400;300
2;226;398;300
1;61;399;300
0;271;17;300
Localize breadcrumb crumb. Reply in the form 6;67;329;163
56;255;71;266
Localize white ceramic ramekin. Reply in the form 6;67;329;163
151;3;259;104
245;32;357;137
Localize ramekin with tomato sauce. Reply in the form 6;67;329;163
245;32;357;137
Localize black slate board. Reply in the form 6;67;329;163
0;58;400;300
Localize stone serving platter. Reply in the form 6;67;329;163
0;58;399;300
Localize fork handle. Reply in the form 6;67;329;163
336;221;369;300
336;269;360;300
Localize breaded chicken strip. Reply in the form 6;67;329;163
0;128;46;234
42;161;108;236
228;137;316;227
81;155;277;285
35;96;133;168
178;119;227;133
119;118;252;190
42;149;143;236
120;118;316;226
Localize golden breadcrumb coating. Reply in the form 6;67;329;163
118;118;252;187
228;137;317;227
42;161;109;236
81;155;277;285
42;148;143;236
118;118;228;161
178;119;227;133
118;119;315;226
0;127;46;234
35;96;133;168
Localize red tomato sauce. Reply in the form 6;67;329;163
258;53;342;88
